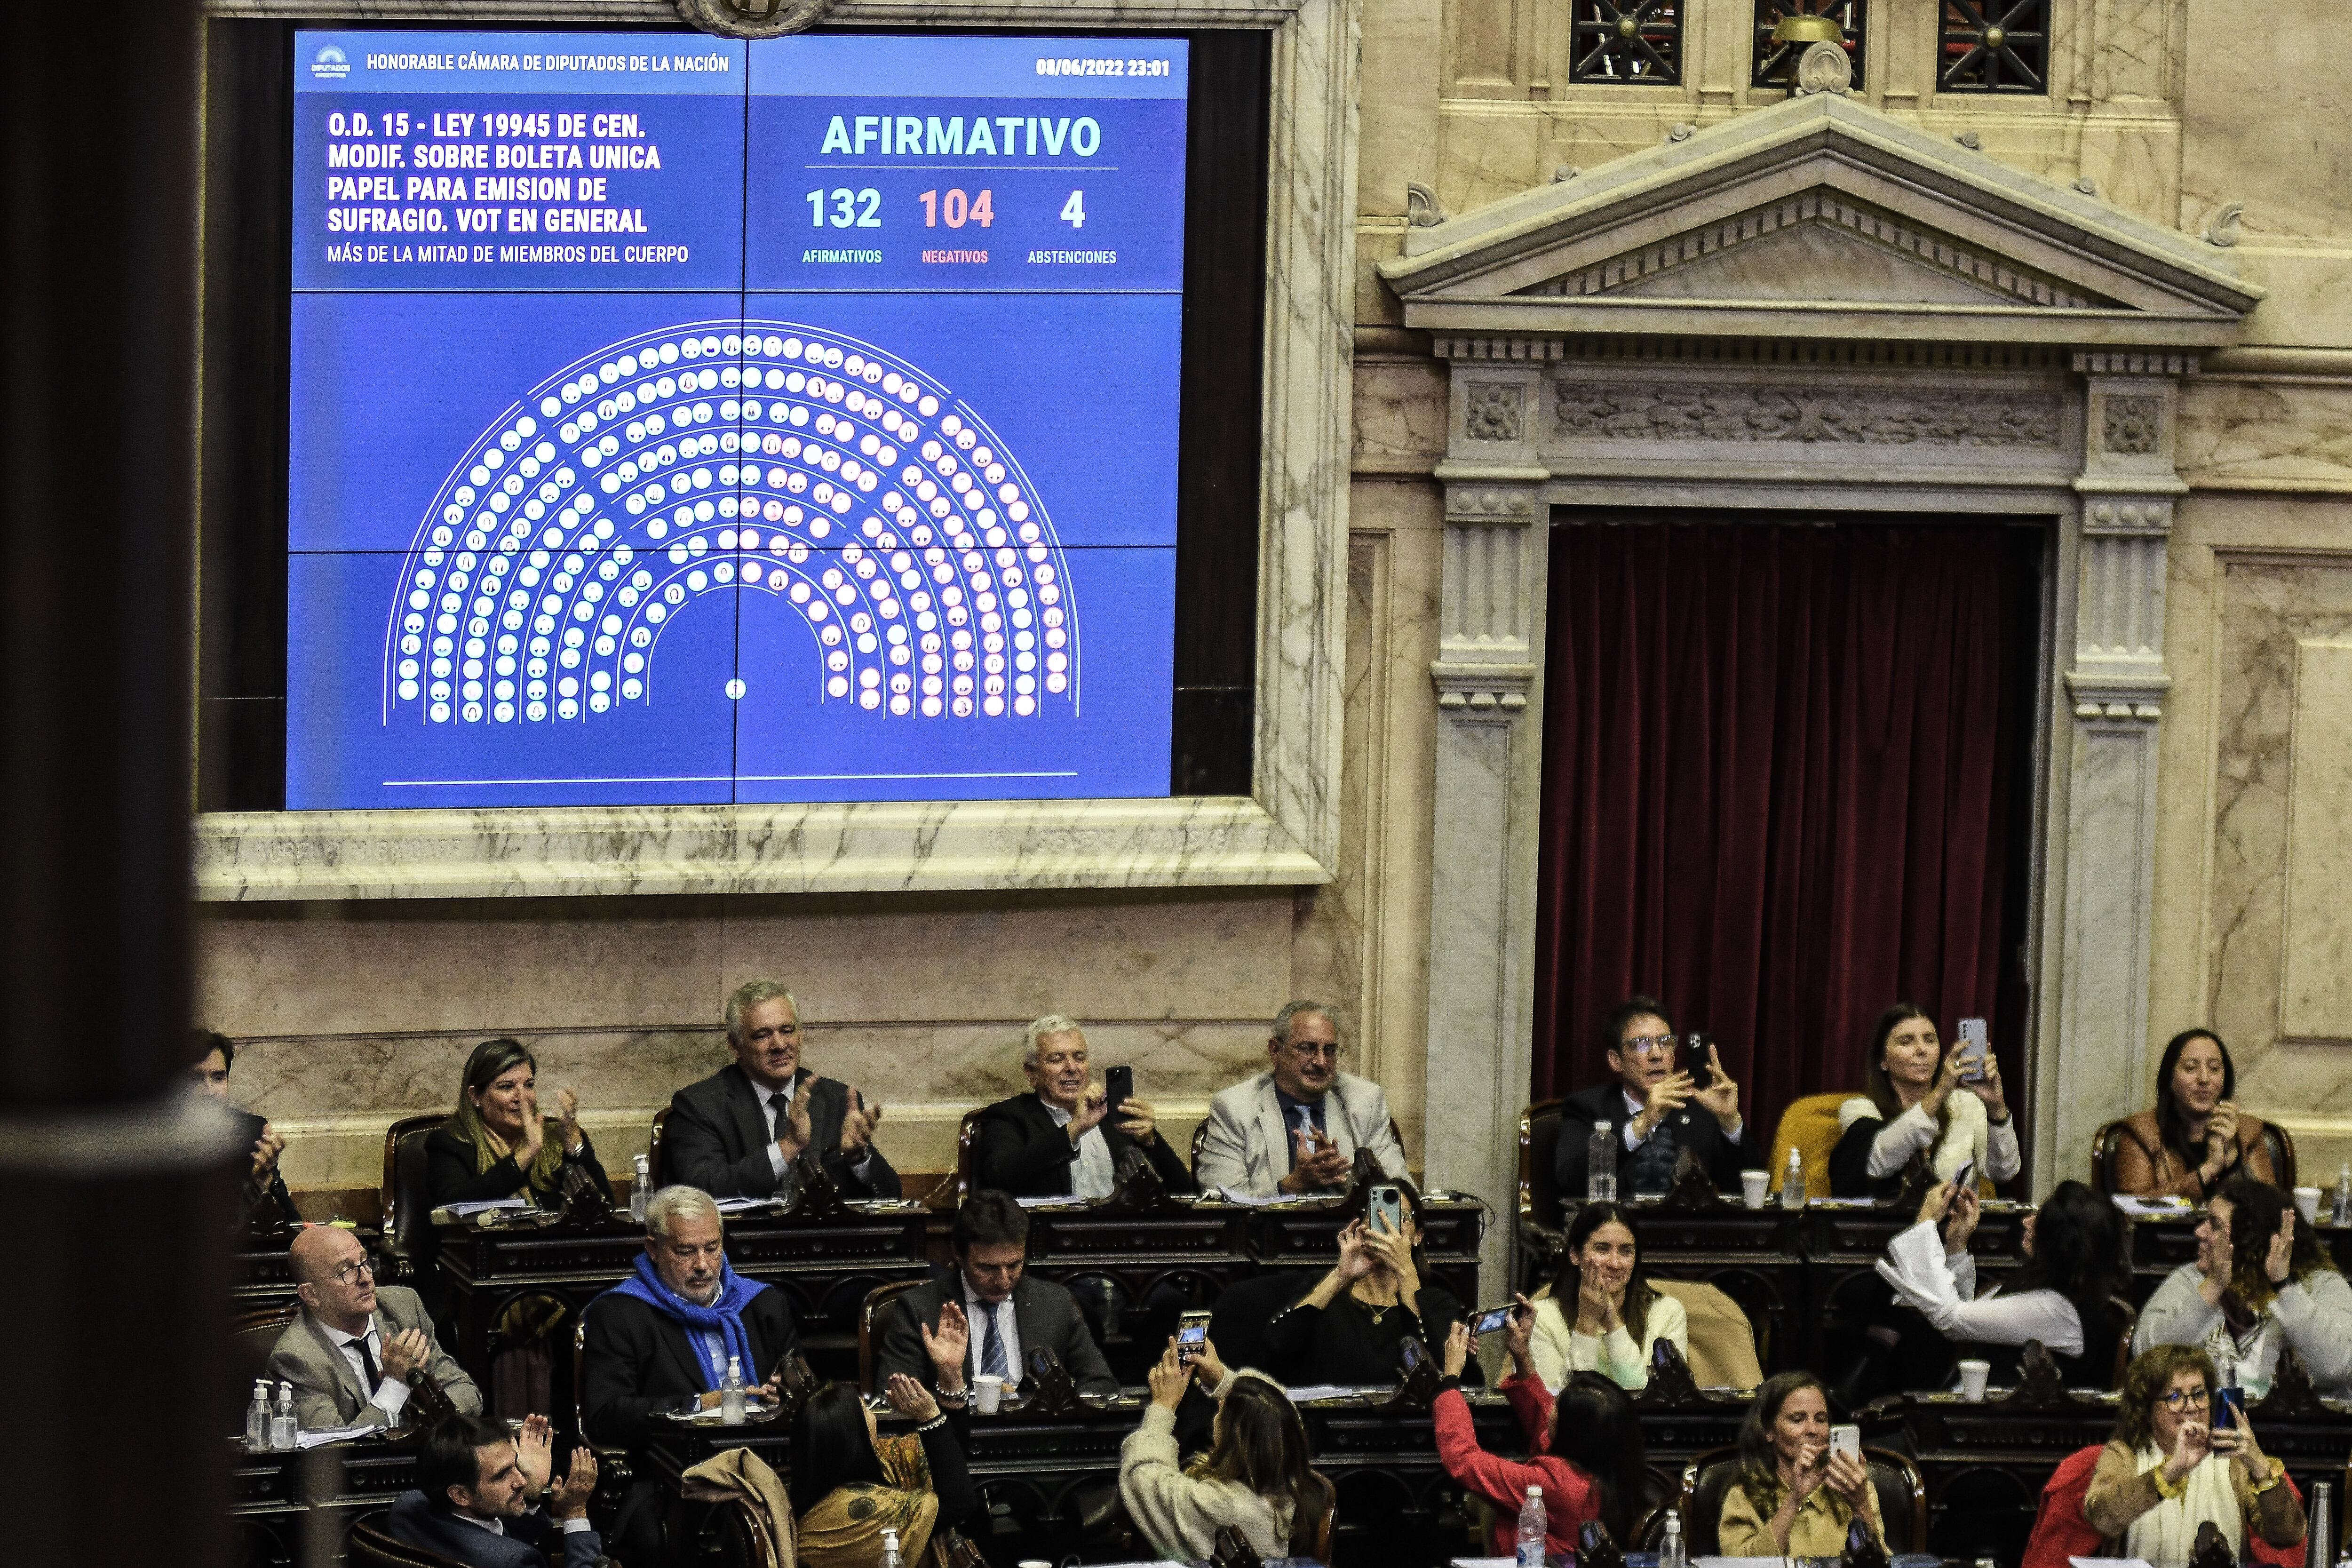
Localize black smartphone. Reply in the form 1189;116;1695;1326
1470;1304;1519;1336
1690;1033;1717;1085
1949;1159;1976;1194
1104;1065;1134;1119
1398;1335;1424;1371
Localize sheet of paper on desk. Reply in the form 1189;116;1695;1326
295;1426;374;1449
1283;1384;1379;1402
1217;1185;1311;1207
713;1197;775;1214
1015;1196;1089;1209
441;1198;529;1217
2067;1557;2155;1568
1807;1197;1878;1209
2111;1195;2192;1216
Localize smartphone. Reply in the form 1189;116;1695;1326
1367;1183;1405;1236
1470;1304;1519;1337
1176;1310;1212;1365
1103;1065;1134;1120
2214;1383;2245;1432
1955;1018;1989;1082
1949;1159;1977;1194
1829;1425;1862;1464
1398;1335;1424;1371
1689;1033;1717;1086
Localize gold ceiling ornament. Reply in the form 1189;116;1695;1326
1770;13;1847;46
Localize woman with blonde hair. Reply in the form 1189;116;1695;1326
1120;1338;1329;1560
425;1036;607;1207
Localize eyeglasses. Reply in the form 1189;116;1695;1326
2157;1388;2212;1411
1621;1034;1681;1058
331;1255;379;1287
1282;1041;1346;1061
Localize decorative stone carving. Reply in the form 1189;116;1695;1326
673;0;834;37
1406;181;1446;228
1791;40;1852;96
1551;164;1580;183
1552;382;2062;447
1462;382;1525;444
2202;201;2245;248
2102;396;2162;455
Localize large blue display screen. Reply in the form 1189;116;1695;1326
288;31;1185;808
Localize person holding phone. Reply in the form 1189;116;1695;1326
1829;1004;2019;1200
2081;1344;2305;1560
1524;1201;1688;1391
1435;1321;1648;1559
1876;1178;2131;1387
2111;1029;2276;1201
1119;1338;1329;1561
1716;1372;1886;1557
1262;1178;1463;1385
1552;997;1756;1204
972;1016;1194;1200
2132;1178;2352;1399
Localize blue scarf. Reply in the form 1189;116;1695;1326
610;1254;769;1393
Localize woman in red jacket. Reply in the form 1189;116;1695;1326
1437;1313;1650;1557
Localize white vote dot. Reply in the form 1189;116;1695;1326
725;677;747;700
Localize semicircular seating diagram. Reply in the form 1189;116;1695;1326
382;319;1077;732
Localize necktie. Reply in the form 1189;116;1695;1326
353;1330;382;1392
1295;1106;1316;1162
980;1303;1009;1379
768;1089;787;1142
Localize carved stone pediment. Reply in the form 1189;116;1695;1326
1378;93;2262;350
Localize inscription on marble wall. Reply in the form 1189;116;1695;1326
1551;382;2063;446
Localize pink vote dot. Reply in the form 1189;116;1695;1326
1046;673;1068;693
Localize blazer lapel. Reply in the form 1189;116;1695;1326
725;1065;773;1161
303;1312;366;1418
1326;1074;1359;1162
1253;1076;1291;1187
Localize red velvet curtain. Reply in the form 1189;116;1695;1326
1530;520;2039;1147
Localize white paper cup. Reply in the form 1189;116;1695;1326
973;1374;1004;1414
2295;1186;2322;1225
1741;1170;1770;1209
1957;1359;1991;1402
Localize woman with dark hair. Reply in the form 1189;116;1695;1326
425;1037;608;1208
1718;1371;1886;1556
1262;1178;1464;1385
2112;1029;2275;1200
1830;1004;2018;1199
2082;1344;2304;1559
2132;1177;2352;1398
1437;1319;1647;1557
1526;1201;1686;1391
1120;1339;1329;1560
788;1373;980;1568
1877;1178;2131;1386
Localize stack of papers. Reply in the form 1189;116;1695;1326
2111;1195;2191;1216
1014;1196;1088;1210
294;1426;375;1449
441;1198;529;1218
713;1196;777;1214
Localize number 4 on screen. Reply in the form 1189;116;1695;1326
1061;191;1085;228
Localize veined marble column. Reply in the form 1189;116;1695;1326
2046;354;2194;1180
1422;359;1549;1295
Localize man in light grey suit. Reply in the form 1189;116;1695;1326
266;1223;481;1431
1195;1000;1409;1197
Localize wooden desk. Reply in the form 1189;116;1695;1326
230;1437;417;1568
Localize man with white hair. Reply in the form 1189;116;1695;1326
1195;1000;1408;1197
973;1015;1195;1199
665;979;901;1199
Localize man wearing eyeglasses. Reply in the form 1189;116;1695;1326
1195;1000;1408;1196
1552;995;1756;1206
267;1223;480;1432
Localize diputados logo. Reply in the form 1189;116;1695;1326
310;44;350;80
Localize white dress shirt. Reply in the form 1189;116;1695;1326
964;1282;1024;1389
1618;1087;1741;1148
324;1320;409;1421
452;1508;593;1537
1041;1096;1117;1200
1875;1218;2082;1353
755;1077;875;1184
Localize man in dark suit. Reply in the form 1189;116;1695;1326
665;979;901;1199
878;1189;1119;1397
384;1412;600;1568
973;1015;1195;1199
1552;995;1757;1205
188;1028;299;1231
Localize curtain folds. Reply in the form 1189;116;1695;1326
1530;520;2040;1145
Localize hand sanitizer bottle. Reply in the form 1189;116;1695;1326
631;1154;652;1223
2334;1162;2350;1226
880;1528;902;1568
1586;1122;1617;1202
1659;1508;1686;1568
1782;1146;1806;1209
245;1380;272;1452
270;1380;298;1451
721;1354;747;1425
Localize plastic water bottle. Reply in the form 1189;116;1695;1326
880;1528;903;1568
1586;1122;1617;1202
630;1154;652;1223
1659;1508;1685;1568
245;1380;272;1452
270;1380;298;1451
1782;1146;1806;1209
1516;1484;1547;1568
721;1354;747;1425
2334;1163;2350;1226
2302;1480;2333;1568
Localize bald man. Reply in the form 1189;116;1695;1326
265;1225;479;1431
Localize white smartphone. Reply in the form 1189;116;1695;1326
1955;1018;1989;1081
1829;1424;1862;1464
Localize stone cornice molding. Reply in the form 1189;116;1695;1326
193;0;1357;900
